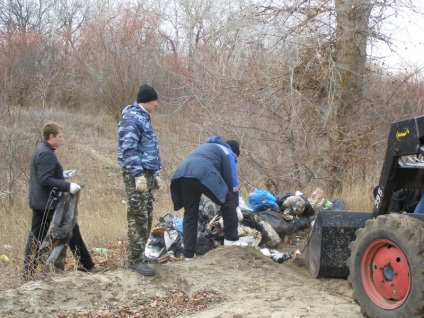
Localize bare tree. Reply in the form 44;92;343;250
75;8;163;121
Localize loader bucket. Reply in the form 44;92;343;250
306;210;372;279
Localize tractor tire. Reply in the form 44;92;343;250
347;214;424;318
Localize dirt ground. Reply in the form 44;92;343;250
0;239;363;318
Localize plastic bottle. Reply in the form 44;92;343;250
270;250;292;263
94;248;109;254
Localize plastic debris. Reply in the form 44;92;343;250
93;248;109;254
239;235;256;246
63;170;77;179
258;245;292;263
164;230;179;251
145;245;163;261
282;195;306;216
259;245;271;257
247;188;279;212
173;218;183;233
270;250;292;264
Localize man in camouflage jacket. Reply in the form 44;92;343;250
117;84;161;276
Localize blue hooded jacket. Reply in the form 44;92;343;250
170;136;239;210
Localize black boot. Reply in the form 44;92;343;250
128;261;156;276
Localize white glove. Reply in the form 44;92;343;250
63;170;77;179
153;176;161;190
70;183;81;194
236;206;244;222
135;175;147;193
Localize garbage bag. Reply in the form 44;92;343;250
247;188;279;212
259;220;281;248
256;209;311;237
39;192;79;271
199;197;219;224
281;195;306;215
275;193;315;217
195;227;215;255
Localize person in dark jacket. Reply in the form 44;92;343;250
117;84;161;276
23;122;102;281
373;186;424;213
170;136;248;260
391;189;424;213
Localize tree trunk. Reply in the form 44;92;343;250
326;0;372;194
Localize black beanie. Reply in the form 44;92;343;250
226;140;240;157
136;84;158;103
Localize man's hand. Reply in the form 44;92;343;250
63;170;77;179
70;183;81;194
135;176;147;193
153;176;161;190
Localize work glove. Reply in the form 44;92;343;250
70;183;81;194
135;175;147;193
153;176;161;190
63;170;77;179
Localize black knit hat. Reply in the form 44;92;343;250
226;140;240;157
136;84;158;103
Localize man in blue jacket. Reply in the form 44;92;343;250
170;136;248;260
117;84;161;276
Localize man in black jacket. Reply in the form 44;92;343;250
23;122;102;281
170;136;247;261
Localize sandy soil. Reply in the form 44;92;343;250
0;241;363;318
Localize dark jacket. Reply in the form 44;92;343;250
170;137;239;211
29;141;70;210
390;188;424;213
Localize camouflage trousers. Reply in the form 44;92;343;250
122;168;155;264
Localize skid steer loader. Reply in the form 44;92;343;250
306;115;424;318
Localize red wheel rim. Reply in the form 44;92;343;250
361;239;410;309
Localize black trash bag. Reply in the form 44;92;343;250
148;234;166;250
195;226;215;255
275;193;315;217
39;192;79;272
256;209;311;237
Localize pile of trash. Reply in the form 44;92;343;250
145;187;344;264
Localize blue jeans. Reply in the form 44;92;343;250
414;195;424;214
